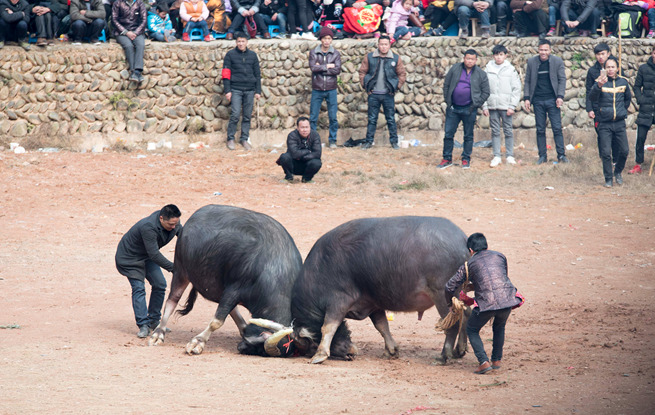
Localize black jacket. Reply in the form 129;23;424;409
589;75;632;123
222;47;262;94
560;0;598;23
0;0;31;24
285;129;322;161
634;57;655;126
112;0;147;37
259;0;287;16
443;62;490;109
585;56;618;113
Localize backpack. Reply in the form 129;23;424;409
611;4;643;38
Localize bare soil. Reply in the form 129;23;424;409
1;141;654;415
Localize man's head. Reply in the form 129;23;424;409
378;35;391;55
605;57;619;78
463;49;478;70
155;3;169;18
318;27;334;49
235;32;248;51
467;232;488;254
297;116;311;138
159;204;181;231
538;39;551;61
593;43;610;66
492;45;507;65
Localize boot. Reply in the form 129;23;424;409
495;18;507;36
481;27;490;38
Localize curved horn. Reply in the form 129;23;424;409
264;328;294;357
249;318;287;332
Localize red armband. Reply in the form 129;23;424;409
222;68;231;80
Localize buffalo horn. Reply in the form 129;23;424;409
264;328;294;357
249;318;288;332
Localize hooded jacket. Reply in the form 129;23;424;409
147;10;173;35
634;57;655;126
384;0;418;36
482;59;522;111
589;74;632;123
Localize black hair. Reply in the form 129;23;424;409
492;44;507;55
538;39;551;47
297;116;310;126
467;233;488;253
155;2;169;13
160;204;181;220
605;56;619;68
593;42;610;54
235;31;248;40
464;48;478;57
379;34;391;43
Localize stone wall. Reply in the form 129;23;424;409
0;37;653;149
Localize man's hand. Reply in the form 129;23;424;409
507;108;515;116
226;92;232;101
483;109;489;117
6;8;13;14
248;9;256;16
588;110;595;119
556;97;563;108
127;31;137;40
473;1;488;12
264;0;272;4
80;9;86;15
326;63;335;69
255;93;261;100
383;0;391;6
524;100;531;113
272;12;278;20
565;20;579;28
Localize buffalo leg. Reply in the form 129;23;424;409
310;321;341;364
149;271;190;346
230;308;248;337
369;310;398;358
454;306;471;358
185;292;239;355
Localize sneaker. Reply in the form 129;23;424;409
437;159;452;169
459;27;468;39
204;34;212;42
93;41;102;46
329;143;337;149
137;325;151;338
227;139;236;150
564;30;579;39
481;28;490;39
558;155;570;163
182;32;190;42
490;156;502;167
614;172;623;185
462;159;471;169
628;164;642;174
361;142;373;149
604;179;613;188
391;143;400;149
506;156;517;165
302;32;317;40
546;27;556;37
537;156;548;165
20;41;31;51
590;33;599;39
290;33;302;39
129;72;139;82
240;140;252;150
649;31;655;39
135;71;144;83
579;29;591;37
72;41;82;46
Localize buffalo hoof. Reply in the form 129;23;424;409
453;344;467;358
310;351;329;364
185;337;206;355
346;343;359;360
433;354;448;365
148;328;165;346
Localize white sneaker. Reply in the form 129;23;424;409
490;156;502;167
291;33;302;39
302;32;317;40
506;156;517;165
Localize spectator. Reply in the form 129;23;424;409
358;35;407;150
226;0;271;39
147;2;176;41
260;0;287;36
646;0;655;38
589;57;631;187
423;0;457;36
385;0;425;42
315;0;344;27
455;0;491;38
561;0;601;38
222;31;261;150
309;27;341;148
0;0;31;50
629;45;655;175
288;0;316;39
207;0;232;33
180;0;212;41
70;0;106;45
494;0;514;36
523;39;568;164
112;0;147;83
102;0;111;37
545;0;560;36
510;0;548;38
276;116;323;183
483;45;521;167
438;49;490;169
29;0;66;45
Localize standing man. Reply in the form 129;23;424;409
586;43;618;166
309;27;342;149
438;49;490;169
523;39;568;165
630;46;655;175
358;35;407;150
276;116;323;183
116;205;182;338
222;31;261;151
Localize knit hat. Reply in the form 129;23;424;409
318;27;334;40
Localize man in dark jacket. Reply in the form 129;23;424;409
561;0;601;38
116;204;183;338
0;0;31;50
113;0;147;83
445;232;521;374
260;0;287;36
226;0;270;39
438;49;490;169
309;27;341;148
276;116;323;183
70;0;106;44
28;0;67;45
358;35;407;150
524;39;568;164
510;0;547;37
222;32;261;150
629;46;655;175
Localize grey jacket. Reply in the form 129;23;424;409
454;0;494;8
443;62;490;109
523;54;566;101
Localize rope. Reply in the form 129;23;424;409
435;297;466;331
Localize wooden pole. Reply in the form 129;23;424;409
618;16;622;72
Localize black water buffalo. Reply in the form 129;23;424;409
254;216;470;364
149;204;302;356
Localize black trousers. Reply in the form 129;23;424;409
229;12;267;35
277;153;322;181
597;119;629;181
636;123;652;165
513;9;547;35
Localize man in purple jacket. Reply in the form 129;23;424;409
445;232;521;374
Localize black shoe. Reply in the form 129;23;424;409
391;143;399;149
137;325;151;338
301;177;314;183
538;33;546;40
604;179;613;188
558;155;570;163
136;72;144;83
129;72;139;82
516;32;528;38
537;156;548;165
614;172;623;185
361;142;373;149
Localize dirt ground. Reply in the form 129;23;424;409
1;139;654;415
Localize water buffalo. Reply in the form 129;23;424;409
148;204;302;357
254;216;470;364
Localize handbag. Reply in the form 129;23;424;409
245;15;257;38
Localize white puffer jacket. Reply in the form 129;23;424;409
483;60;522;111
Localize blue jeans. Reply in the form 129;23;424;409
548;5;560;28
457;5;490;30
227;89;255;142
466;307;512;365
533;99;565;159
127;260;167;328
443;104;476;161
649;8;655;31
184;20;209;36
262;13;288;33
366;93;398;144
310;89;339;144
393;26;421;40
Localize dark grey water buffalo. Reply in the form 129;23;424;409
254;216;470;364
149;204;302;357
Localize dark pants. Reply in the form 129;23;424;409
457;6;491;29
277;153;322;181
229;12;267;35
443;104;476;161
127;260;167;328
33;12;56;39
566;6;601;33
310;89;339;144
0;19;28;42
116;34;145;73
466;307;512;365
594;122;619;163
288;0;313;33
597;120;629;181
70;18;106;42
428;6;457;30
104;3;113;37
533;99;565;159
636;123;652;165
513;9;547;35
227;89;255;143
365;93;398;145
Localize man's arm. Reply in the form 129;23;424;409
479;69;490;106
575;0;597;24
560;0;571;22
396;56;406;90
142;226;174;272
585;68;596;112
633;67;644;104
444;264;467;306
222;52;233;93
359;54;369;89
287;131;311;160
328;51;342;76
253;53;262;95
523;59;532;101
85;0;106;19
309;50;327;73
303;132;323;160
556;58;566;99
624;79;633;110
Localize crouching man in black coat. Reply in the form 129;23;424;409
276;116;322;183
